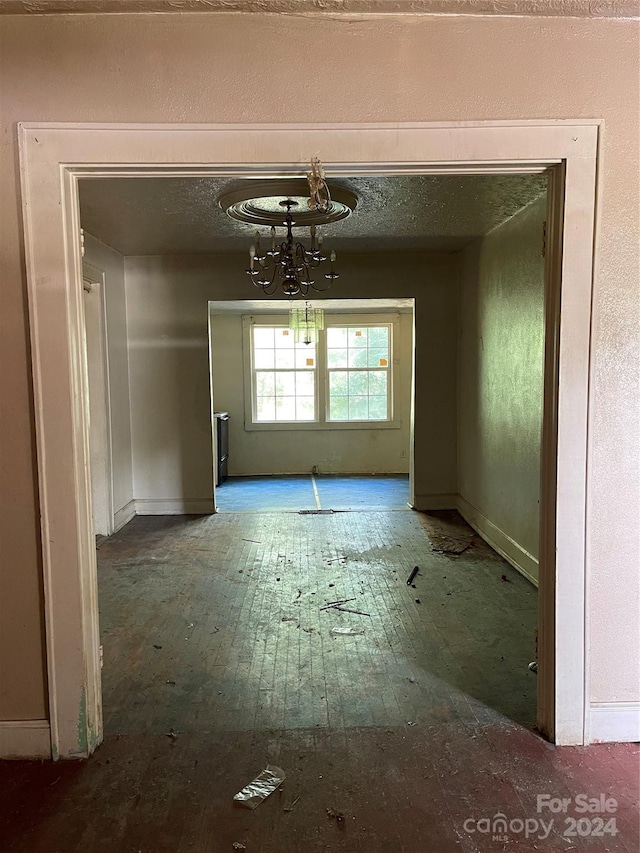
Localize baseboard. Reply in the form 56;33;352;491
457;495;539;586
589;702;640;743
0;720;51;759
135;499;215;515
113;499;136;532
411;493;457;511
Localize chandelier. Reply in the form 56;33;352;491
289;301;325;345
247;198;338;297
218;164;356;306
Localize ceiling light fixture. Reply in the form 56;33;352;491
217;160;355;299
289;301;325;346
247;198;338;298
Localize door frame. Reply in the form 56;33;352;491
82;262;115;538
18;121;599;756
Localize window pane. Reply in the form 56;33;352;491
254;348;275;369
367;347;389;368
275;397;296;420
348;371;368;396
368;370;387;396
276;328;295;348
348;328;368;347
256;396;276;421
275;372;295;396
327;327;347;347
253;327;274;348
368;396;388;419
368;327;389;348
295;348;316;369
330;396;349;421
349;396;368;419
327;347;348;368
256;371;275;396
329;371;348;396
348;348;368;368
296;397;315;420
275;349;295;369
296;372;315;396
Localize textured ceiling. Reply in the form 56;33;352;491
79;174;547;256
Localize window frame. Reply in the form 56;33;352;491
243;312;401;431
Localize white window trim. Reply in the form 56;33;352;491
242;312;401;431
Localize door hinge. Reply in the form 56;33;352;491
80;227;85;258
541;221;547;258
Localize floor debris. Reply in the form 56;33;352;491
320;598;356;611
233;765;286;809
331;606;370;616
326;807;346;827
429;534;472;555
283;795;300;812
331;627;365;636
406;566;419;585
165;728;178;741
501;574;512;582
232;843;246;851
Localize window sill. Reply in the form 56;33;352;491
244;420;402;432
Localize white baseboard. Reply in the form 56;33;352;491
412;493;457;511
589;702;640;743
113;498;136;532
457;495;539;586
0;720;51;759
135;498;215;515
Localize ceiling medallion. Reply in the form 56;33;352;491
219;168;357;299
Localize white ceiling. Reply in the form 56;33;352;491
78;174;547;256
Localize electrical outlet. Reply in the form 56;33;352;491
400;450;406;458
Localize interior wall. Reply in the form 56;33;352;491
0;11;638;721
457;197;546;584
83;234;134;523
124;252;457;509
210;311;413;476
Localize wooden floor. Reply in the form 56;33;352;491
1;510;638;852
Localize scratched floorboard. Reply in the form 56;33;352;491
98;510;537;734
1;510;638;853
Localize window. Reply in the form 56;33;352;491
244;314;399;430
252;326;317;422
327;326;390;421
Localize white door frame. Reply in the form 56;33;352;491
82;262;115;537
18;121;599;757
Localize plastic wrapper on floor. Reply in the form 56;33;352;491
233;765;286;809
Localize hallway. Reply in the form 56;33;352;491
1;509;637;852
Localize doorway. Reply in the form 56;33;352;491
209;298;415;515
18;121;598;755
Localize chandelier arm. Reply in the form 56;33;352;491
308;277;331;293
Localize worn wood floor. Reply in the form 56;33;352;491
1;510;638;852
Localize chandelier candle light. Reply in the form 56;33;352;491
246;199;338;298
